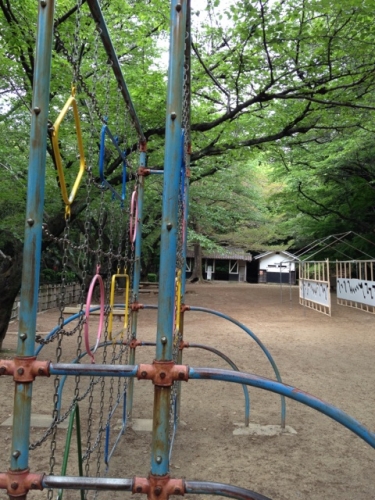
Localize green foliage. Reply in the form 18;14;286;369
1;0;375;271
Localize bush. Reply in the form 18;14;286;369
40;269;77;284
147;273;157;283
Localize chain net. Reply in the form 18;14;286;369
29;1;143;497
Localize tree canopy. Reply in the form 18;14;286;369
1;0;375;340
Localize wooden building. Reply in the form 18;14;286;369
253;251;298;284
186;248;252;282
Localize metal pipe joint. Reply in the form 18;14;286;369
0;358;50;382
0;470;44;497
133;475;185;500
137;362;189;386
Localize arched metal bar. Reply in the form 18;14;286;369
189;367;375;448
185;481;272;500
187;306;286;428
188;343;250;426
142;304;284;428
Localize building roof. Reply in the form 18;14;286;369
187;248;252;262
253;250;299;261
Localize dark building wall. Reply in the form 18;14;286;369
267;271;295;284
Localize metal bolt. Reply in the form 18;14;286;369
19;333;27;341
34;107;41;115
38;368;45;376
30;482;38;490
40;0;47;6
167;222;173;231
160;372;166;379
175;487;181;494
176;3;182;11
17;368;24;375
12;450;21;459
27;218;34;226
136;486;142;493
179;371;185;380
0;366;6;375
141;371;147;378
161;336;167;344
171;112;177;120
155;455;162;464
154;486;162;496
10;482;18;490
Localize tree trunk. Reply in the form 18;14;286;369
189;242;204;282
0;202;87;348
0;234;23;350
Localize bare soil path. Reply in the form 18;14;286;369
1;283;374;499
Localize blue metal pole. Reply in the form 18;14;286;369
188;306;286;428
49;363;138;378
188;367;375;448
151;0;187;477
10;0;55;475
127;150;147;420
185;481;272;500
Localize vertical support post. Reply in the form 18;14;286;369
9;0;56;478
177;0;191;420
127;148;147;419
151;0;187;476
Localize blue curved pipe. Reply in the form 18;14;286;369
142;304;285;428
185;481;272;500
189;367;375;448
39;305;279;428
187;306;285;428
188;343;250;427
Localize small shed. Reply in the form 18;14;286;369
186;248;252;282
253;251;297;284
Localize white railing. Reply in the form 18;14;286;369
336;260;375;314
299;259;331;316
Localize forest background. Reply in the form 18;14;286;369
1;0;375;344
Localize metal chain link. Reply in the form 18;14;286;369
54;29;106;124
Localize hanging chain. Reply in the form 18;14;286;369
47;216;71;499
71;0;83;85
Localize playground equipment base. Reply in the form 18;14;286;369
233;422;297;436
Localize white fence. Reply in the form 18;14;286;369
336;261;375;314
299;260;331;316
10;282;81;321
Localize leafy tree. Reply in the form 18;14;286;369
2;0;375;342
266;126;375;257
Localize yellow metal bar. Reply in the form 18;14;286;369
108;272;130;340
51;89;86;217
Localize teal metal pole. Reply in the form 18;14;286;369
151;0;187;476
9;0;55;478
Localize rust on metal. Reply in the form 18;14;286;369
0;358;50;382
139;140;147;153
132;475;185;500
129;338;141;349
178;340;189;351
138;167;151;177
131;302;144;312
180;305;190;313
0;470;43;496
137;362;189;386
185;168;191;178
133;476;149;494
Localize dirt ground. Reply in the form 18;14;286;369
1;283;374;500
